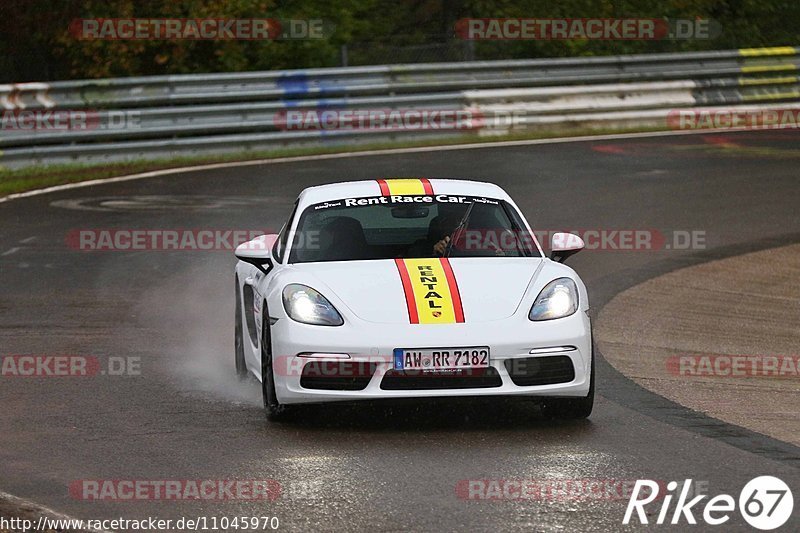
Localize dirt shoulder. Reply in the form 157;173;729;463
597;243;800;446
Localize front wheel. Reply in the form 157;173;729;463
261;313;291;421
541;342;595;420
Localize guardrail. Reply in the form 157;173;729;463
1;46;798;168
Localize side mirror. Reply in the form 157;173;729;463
550;232;584;263
235;234;279;274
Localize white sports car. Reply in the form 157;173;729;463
234;178;593;420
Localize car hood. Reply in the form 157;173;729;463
293;257;544;324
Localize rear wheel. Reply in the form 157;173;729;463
234;277;248;380
541;341;595;420
261;312;291;421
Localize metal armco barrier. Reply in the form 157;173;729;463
0;46;798;168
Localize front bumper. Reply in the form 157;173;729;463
269;309;592;405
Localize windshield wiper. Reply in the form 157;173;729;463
443;201;475;258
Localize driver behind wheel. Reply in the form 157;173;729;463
405;203;467;258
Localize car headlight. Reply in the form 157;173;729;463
282;284;344;326
529;278;579;321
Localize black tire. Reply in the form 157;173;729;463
541;341;595;420
260;310;291;421
234;277;248;380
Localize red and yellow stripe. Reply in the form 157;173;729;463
394;258;464;324
377;178;434;196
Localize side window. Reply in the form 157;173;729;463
502;202;539;257
273;202;298;263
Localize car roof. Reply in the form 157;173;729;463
297;178;511;207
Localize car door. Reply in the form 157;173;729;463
243;202;298;365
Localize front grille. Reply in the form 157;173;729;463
504;356;575;386
380;367;502;390
299;361;378;391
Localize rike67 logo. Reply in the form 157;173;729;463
624;476;793;530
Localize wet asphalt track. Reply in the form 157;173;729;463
0;130;799;532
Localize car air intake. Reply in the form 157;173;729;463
504;356;575;386
380;367;502;390
300;361;378;391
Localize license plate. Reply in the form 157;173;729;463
393;347;490;371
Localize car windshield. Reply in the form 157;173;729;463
289;195;539;263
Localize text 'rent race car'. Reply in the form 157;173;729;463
234;178;592;420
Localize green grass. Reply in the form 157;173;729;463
0;126;667;197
